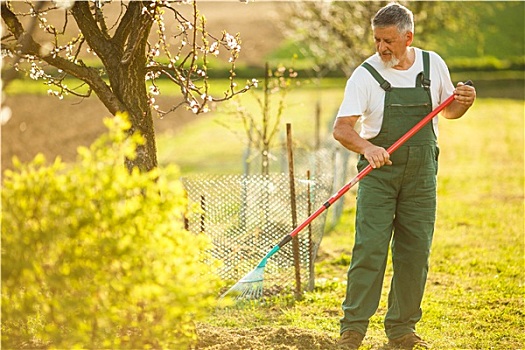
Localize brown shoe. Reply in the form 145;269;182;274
388;333;429;349
337;330;365;349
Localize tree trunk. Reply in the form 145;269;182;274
111;44;157;173
116;70;158;173
106;2;157;172
71;1;157;172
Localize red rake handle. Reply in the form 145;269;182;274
277;81;472;248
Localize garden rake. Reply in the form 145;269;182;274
221;81;473;301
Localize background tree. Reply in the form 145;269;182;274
1;0;256;172
283;1;481;77
218;62;297;175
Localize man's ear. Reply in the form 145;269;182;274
406;31;414;46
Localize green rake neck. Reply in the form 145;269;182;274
258;237;290;268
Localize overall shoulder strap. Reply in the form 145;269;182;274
361;62;392;91
419;50;431;89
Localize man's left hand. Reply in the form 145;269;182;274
454;82;476;107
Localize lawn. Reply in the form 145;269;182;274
156;78;347;174
165;96;524;349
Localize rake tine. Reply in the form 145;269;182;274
220;247;279;301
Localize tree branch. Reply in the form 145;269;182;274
1;2;124;114
117;2;153;66
70;1;119;66
112;1;135;46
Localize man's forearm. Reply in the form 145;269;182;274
333;117;371;154
442;100;471;120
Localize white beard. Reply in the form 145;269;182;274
377;52;400;69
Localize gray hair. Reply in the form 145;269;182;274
372;2;414;34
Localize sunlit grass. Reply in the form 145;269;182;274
200;98;524;349
156;81;346;175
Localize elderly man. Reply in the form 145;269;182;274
333;3;476;349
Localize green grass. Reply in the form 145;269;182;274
183;98;524;349
156;79;347;174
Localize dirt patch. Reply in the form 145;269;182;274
1;94;197;170
194;324;339;350
190;2;286;66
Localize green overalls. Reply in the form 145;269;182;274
341;52;439;340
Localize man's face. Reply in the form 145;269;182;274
373;26;412;68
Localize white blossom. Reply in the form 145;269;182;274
47;89;64;100
190;100;199;113
224;33;238;50
29;63;45;80
149;85;160;95
209;42;220;56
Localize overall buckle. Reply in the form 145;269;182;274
380;81;392;91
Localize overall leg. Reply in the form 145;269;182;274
385;145;438;339
341;163;398;336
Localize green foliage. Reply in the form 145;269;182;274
435;2;524;59
1;114;221;349
447;56;525;72
273;2;524;76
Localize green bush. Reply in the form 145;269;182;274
1;114;221;349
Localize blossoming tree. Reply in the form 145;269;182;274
283;1;479;77
1;0;257;171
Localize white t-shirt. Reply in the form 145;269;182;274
337;47;454;139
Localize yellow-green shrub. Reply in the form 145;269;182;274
1;114;220;349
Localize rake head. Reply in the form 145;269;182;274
221;245;282;301
220;265;265;300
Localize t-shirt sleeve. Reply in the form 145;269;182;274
431;52;455;104
336;69;369;118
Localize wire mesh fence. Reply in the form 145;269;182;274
182;144;357;296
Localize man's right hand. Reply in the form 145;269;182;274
362;145;392;169
333;116;393;169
